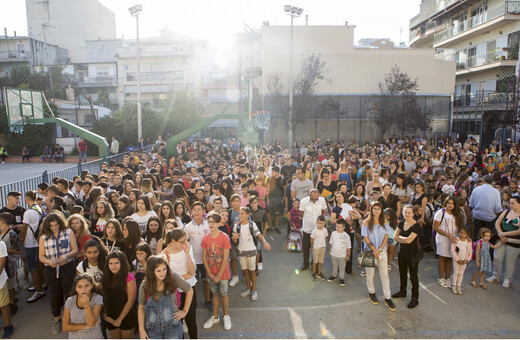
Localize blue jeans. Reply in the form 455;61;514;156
145;292;183;339
79;151;87;163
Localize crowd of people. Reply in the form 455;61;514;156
0;134;518;339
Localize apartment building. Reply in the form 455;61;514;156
409;0;520;144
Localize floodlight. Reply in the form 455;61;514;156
297;8;304;15
284;5;291;12
290;6;298;14
128;4;142;16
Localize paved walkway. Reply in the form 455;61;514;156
0;162;74;184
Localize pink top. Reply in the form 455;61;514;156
254;186;267;208
451;238;472;262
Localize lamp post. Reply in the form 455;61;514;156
284;5;303;154
129;4;143;141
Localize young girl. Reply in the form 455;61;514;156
133;242;152;294
173;201;192;229
143;217;162;254
128;189;141;211
77;237;107;284
102;250;137;339
159;201;175;228
289;199;302;231
102;219;126;253
384;208;398;271
38;212;79;334
470;228;502;289
130;195;158;233
450;226;472;295
91;201;115;238
116;196;134;220
138;256;193;339
140;178;157;206
67;214;92;262
62;273;104;339
156;219;178;255
122;219;144;271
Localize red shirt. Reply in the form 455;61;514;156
201;231;231;280
78;141;87;152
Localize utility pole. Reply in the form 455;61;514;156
129;5;143;140
42;24;55;102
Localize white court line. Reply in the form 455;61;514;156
391;262;448;305
288;307;307;338
319;320;336;339
387;322;396;337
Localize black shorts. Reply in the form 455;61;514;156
105;306;137;331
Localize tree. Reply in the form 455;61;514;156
321;96;345;141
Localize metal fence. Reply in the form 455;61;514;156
0;146;153;209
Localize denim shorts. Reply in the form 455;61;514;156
387;239;396;246
25;246;39;271
209;279;229;296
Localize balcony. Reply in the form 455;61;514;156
409;0;460;29
125;71;184;83
80;76;118;87
409;21;446;47
433;1;520;48
454;92;514;108
436;48;517;74
0;50;30;62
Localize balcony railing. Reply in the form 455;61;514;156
81;76;118;87
0;50;30;61
436;48;512;70
434;1;520;44
126;71;183;82
454;92;515;107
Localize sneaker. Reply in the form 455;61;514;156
339;279;346;287
445;279;452;288
392;291;407;298
42;283;48;290
229;276;239;287
275;228;281;234
437;278;447;288
27;291;45;303
240;289;251;298
360;271;366;277
203;316;220;329
327;276;336;283
223;315;232;331
486;275;500;283
407;298;419;309
312;273;316;281
317;273;326;281
251;290;258;301
451;286;458;294
368;293;378;305
503;278;511;288
27;286;35;292
458;286;463;295
204;301;213;310
385;299;396;311
52;319;61;335
23;279;32;290
2;325;14;339
183;320;188;333
258;263;263;271
9;304;17;316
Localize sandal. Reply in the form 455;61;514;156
479;283;487;290
470;281;478;288
387;265;392;272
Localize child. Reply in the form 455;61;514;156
0;212;21;316
133;242;152;293
202;213;232;331
290;199;302;231
90;201;115;238
248;196;267;271
232;207;271;301
442;178;456;195
369;190;380;204
470;228;502;289
0;215;13;338
240;184;250;207
384;208;398;271
253;177;267;209
102;219;126;253
310;215;329;281
143;217;162;254
327;218;351;287
450;226;472;295
156;219;178;254
76;237;107;283
210;197;223;214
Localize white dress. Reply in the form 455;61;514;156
434;210;459;257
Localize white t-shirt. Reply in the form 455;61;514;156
0;242;7;289
130;211;158;233
184;219;210;264
433;210;458;237
329;231;352;258
310;227;328;249
76;262;103;283
22;207;41;248
339;203;354;219
299;197;327;234
233;222;260;253
209;195;229;208
163;248;197;287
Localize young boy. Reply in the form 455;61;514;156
202;213;232;331
210;197;223;214
0;216;13;338
441;178;456;195
310;215;328;281
228;195;241;286
240;184;250;207
327;218;352;287
232;207;271;301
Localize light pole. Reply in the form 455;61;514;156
129;4;143;141
284;5;303;154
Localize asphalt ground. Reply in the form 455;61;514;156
9;223;520;339
0;162;73;184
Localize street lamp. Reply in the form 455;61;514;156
284;5;303;154
129;4;143;141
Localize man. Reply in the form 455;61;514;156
267;166;284;234
110;137;119;155
291;167;314;202
53;144;65;163
469;175;502;240
77;137;87;163
0;192;25;230
110;174;124;195
40;145;51;163
281;156;297;184
299;189;327;271
57;179;76;212
403;154;416;174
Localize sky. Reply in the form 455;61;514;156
0;0;422;50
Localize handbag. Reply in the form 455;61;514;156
357;249;376;267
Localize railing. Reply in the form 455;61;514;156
434;1;520;44
435;48;513;69
454;92;515;107
126;71;184;82
81;76;118;87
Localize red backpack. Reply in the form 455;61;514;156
471;239;483;261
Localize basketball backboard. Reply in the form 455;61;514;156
4;87;47;132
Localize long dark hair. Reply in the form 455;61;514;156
173;200;191;224
117;195;134;219
383;207;398;230
365;201;386;232
137;195;152;212
103;218;125;243
102;250;130;292
144;216;162;245
69;272;101;296
123;219;142;255
444;195;465;226
142;256;178;296
159;201;175;226
82;236;108;273
41;212;67;238
221;177;234;202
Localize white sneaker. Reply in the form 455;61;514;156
445;278;452;288
182;320;188;333
251;290;258;301
486;275;500;283
229;275;239;287
23;279;32;290
503;278;511;288
27;290;45;303
437;278;447;288
258;263;263;271
223;315;232;331
203;315;220;329
240;289;251;298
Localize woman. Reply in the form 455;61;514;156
173;184;192;214
317;168;337;206
123;180;135;196
62;273;104;339
365;172;383;195
488;196;520;287
411;182;428;226
116;196;134;220
102;219;126;253
336;161;353;191
391;205;421;308
173;201;192;229
138;256;193;339
134;173;144;190
140;178;156;205
392;174;412;204
162;229;198;339
129;189;141;211
361;202;395;311
102;250;137;339
130;195;158;233
38;212;79;334
67;214;91;262
433;196;464;288
378;184;400;214
122;219;144;271
353;184;369;253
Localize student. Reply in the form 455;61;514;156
62;273;104;339
38;212;79;334
76;238;107;284
130;196;158;233
289;199;302;231
0;231;13;338
90;201;115;238
173;201;191;229
138;256;193;339
202;213;232;331
248;196;267;272
122;219;143;271
143;217;162;255
156;219;178;255
0;212;21;316
116;196;134;220
232;207;271;301
450;226;472;295
310;216;328;281
228;195;241;286
102;250;137;339
159;201;175;228
383;208;399;271
327;218;351;287
67;214;91;262
133;242;152;293
470;228;501;289
102;219;126;253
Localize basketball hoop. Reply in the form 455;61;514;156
252;111;271;130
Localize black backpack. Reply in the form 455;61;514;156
28;205;44;240
236;221;258;247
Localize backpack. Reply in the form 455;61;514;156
29;205;44;240
471;239;483;261
236;221;258;247
424;203;434;225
